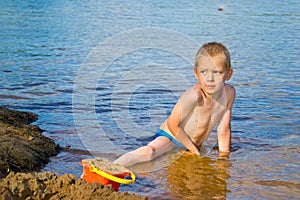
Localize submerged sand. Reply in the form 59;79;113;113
0;107;147;200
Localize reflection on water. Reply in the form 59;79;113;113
228;146;300;199
165;153;230;200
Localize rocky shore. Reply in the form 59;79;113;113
0;107;147;200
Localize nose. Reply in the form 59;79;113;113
207;71;214;82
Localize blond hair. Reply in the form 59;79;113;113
194;42;231;71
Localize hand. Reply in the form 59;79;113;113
193;149;201;156
185;149;200;156
218;151;230;160
186;142;201;156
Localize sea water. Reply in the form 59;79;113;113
0;0;299;199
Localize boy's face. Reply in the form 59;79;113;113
194;55;232;95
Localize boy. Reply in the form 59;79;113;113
113;42;235;167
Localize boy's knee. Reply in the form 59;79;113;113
139;145;154;155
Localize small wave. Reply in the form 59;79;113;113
232;116;253;121
0;94;32;100
255;180;300;189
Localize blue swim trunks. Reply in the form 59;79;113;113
153;129;185;149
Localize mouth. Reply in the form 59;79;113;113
206;85;216;90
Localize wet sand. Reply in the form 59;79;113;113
0;107;147;200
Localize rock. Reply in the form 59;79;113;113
0;107;59;178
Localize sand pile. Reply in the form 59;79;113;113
0;172;146;200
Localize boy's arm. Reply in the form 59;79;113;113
168;118;200;155
167;91;200;155
217;86;236;153
217;108;232;153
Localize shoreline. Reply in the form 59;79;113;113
0;107;147;200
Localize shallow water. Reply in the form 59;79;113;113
1;0;299;199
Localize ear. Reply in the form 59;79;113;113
194;68;199;80
225;69;233;81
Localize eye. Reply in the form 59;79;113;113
199;70;207;75
214;70;223;74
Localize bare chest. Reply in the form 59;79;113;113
182;103;226;145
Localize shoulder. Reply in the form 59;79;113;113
224;84;236;107
178;85;201;107
225;84;236;96
185;84;205;101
